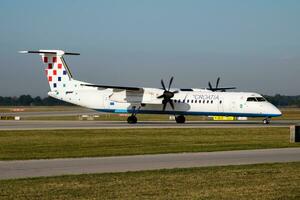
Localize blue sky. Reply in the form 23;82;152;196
0;0;300;96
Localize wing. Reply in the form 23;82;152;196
81;83;143;91
82;83;163;104
210;87;236;92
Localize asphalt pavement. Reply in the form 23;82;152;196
0;148;299;180
0;120;298;130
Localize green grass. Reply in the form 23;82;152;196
0;106;80;113
0;128;299;160
249;108;300;121
276;108;300;120
1;162;299;200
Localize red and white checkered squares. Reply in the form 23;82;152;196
41;55;70;90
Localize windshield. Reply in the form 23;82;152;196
247;97;266;102
256;97;266;102
247;97;257;102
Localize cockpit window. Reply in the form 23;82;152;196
247;97;266;102
256;97;266;102
247;97;257;102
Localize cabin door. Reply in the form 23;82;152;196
230;100;238;113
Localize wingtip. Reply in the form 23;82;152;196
18;51;28;54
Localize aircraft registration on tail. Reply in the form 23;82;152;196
20;50;281;124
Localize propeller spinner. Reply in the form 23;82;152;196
157;77;179;111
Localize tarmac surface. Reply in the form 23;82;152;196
0;110;98;117
0;148;299;180
0;120;299;130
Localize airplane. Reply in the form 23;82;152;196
19;49;282;124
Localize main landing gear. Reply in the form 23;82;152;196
127;115;137;124
263;117;271;124
127;106;139;124
175;115;186;124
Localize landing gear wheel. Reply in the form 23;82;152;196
127;115;137;124
175;115;186;124
263;118;270;124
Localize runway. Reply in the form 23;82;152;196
0;148;299;180
0;110;98;117
0;120;298;130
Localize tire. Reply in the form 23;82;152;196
175;115;186;124
127;116;137;124
263;118;270;124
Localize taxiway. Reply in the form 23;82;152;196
0;120;298;130
0;148;299;180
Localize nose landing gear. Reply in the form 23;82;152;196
263;117;271;124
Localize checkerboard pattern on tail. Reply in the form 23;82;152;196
42;53;71;91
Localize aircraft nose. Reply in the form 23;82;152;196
274;107;282;116
270;104;282;117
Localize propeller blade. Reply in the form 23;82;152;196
161;79;166;90
169;100;174;110
168;76;174;91
162;102;167;111
173;90;179;94
208;82;213;90
216;77;220;88
157;94;164;98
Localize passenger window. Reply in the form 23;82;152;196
211;100;213;104
183;100;185;103
191;100;194;103
219;100;222;104
174;100;177;103
207;100;209;103
247;97;257;102
187;100;189;103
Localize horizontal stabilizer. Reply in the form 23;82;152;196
19;50;80;56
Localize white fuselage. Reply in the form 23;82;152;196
49;84;282;118
20;49;282;119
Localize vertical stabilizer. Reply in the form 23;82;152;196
19;50;79;91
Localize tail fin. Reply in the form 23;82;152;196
19;50;79;91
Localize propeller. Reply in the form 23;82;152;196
208;77;236;92
157;77;179;111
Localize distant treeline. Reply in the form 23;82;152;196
0;95;71;106
264;95;300;107
0;94;300;107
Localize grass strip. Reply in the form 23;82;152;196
0;127;299;160
0;162;299;200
